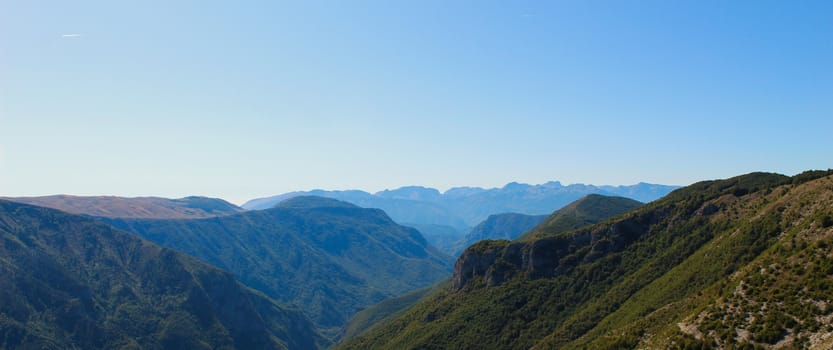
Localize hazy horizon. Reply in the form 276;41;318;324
4;178;685;206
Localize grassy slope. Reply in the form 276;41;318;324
340;279;448;341
519;194;643;240
340;171;833;350
567;171;833;349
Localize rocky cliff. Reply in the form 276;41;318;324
452;205;669;290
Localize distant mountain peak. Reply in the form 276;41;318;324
542;181;563;188
375;186;442;201
274;195;359;209
501;182;531;191
442;186;487;197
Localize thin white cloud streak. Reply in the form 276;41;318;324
62;34;82;37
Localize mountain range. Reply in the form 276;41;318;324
338;194;644;343
5;171;832;349
242;182;678;228
101;196;453;339
242;182;678;253
450;194;643;256
0;200;324;350
339;170;833;349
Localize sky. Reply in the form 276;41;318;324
1;0;832;205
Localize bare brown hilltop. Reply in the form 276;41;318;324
0;195;243;219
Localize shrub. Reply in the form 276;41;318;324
818;215;833;228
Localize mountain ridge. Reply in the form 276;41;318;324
242;181;678;227
0;199;324;350
0;195;243;219
338;170;833;349
338;194;648;344
519;194;644;241
100;196;454;338
449;213;548;256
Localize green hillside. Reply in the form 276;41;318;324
451;213;547;256
103;196;454;338
340;194;646;344
519;194;643;240
339;170;833;349
0;200;324;350
340;279;449;342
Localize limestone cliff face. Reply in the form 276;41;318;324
452;206;669;290
452;238;568;290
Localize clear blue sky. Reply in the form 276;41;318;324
2;1;832;204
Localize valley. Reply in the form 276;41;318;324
3;171;832;349
340;170;833;349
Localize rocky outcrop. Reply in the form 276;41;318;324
452;207;665;290
452;237;572;290
453;241;516;289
